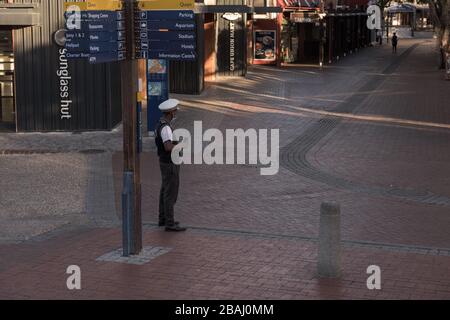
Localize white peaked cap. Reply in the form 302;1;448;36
159;99;180;112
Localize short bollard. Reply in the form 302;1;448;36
318;202;341;278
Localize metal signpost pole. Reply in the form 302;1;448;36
121;0;142;256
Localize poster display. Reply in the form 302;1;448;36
254;30;276;61
148;59;167;74
147;59;169;132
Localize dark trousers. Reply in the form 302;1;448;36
392;45;397;53
159;162;180;226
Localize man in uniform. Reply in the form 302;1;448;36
155;99;187;232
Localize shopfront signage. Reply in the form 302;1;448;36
254;30;276;61
290;12;320;23
222;13;242;21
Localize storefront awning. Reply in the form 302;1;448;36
290;11;320;23
326;11;368;17
386;4;416;13
0;4;41;27
278;0;321;10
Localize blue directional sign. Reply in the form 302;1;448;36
134;10;197;62
64;9;126;64
146;21;195;31
146;31;195;41
64;10;124;21
139;10;195;21
67;20;125;32
138;10;198;135
146;51;197;61
66;40;125;53
66;31;126;42
137;40;195;51
66;52;91;59
89;51;125;64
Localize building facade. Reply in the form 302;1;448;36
0;0;375;132
278;0;373;65
0;0;123;132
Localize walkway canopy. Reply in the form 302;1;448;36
386;3;416;14
277;0;321;10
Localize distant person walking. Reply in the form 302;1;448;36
392;33;398;54
377;30;382;45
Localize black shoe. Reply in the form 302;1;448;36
158;221;179;227
165;225;187;232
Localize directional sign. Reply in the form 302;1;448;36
66;41;125;53
145;31;196;41
66;52;91;59
64;10;124;21
137;0;195;10
134;9;197;61
145;21;196;31
138;40;195;51
65;31;126;42
64;4;126;64
89;51;126;64
64;0;123;11
138;10;195;21
146;51;196;60
90;41;125;53
66;20;125;31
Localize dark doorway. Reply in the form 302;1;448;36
297;23;320;64
0;30;15;132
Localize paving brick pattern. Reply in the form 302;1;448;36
1;36;450;299
0;228;449;300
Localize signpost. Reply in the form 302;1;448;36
120;0;142;256
134;10;197;60
134;6;197;131
63;0;198;257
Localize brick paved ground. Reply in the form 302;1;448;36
1;35;449;299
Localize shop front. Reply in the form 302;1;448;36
289;10;323;64
0;0;122;132
325;10;372;62
202;0;282;76
278;0;371;66
278;0;325;65
0;30;15;131
216;9;248;77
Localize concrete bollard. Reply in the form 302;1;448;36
318;202;341;278
122;172;134;257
